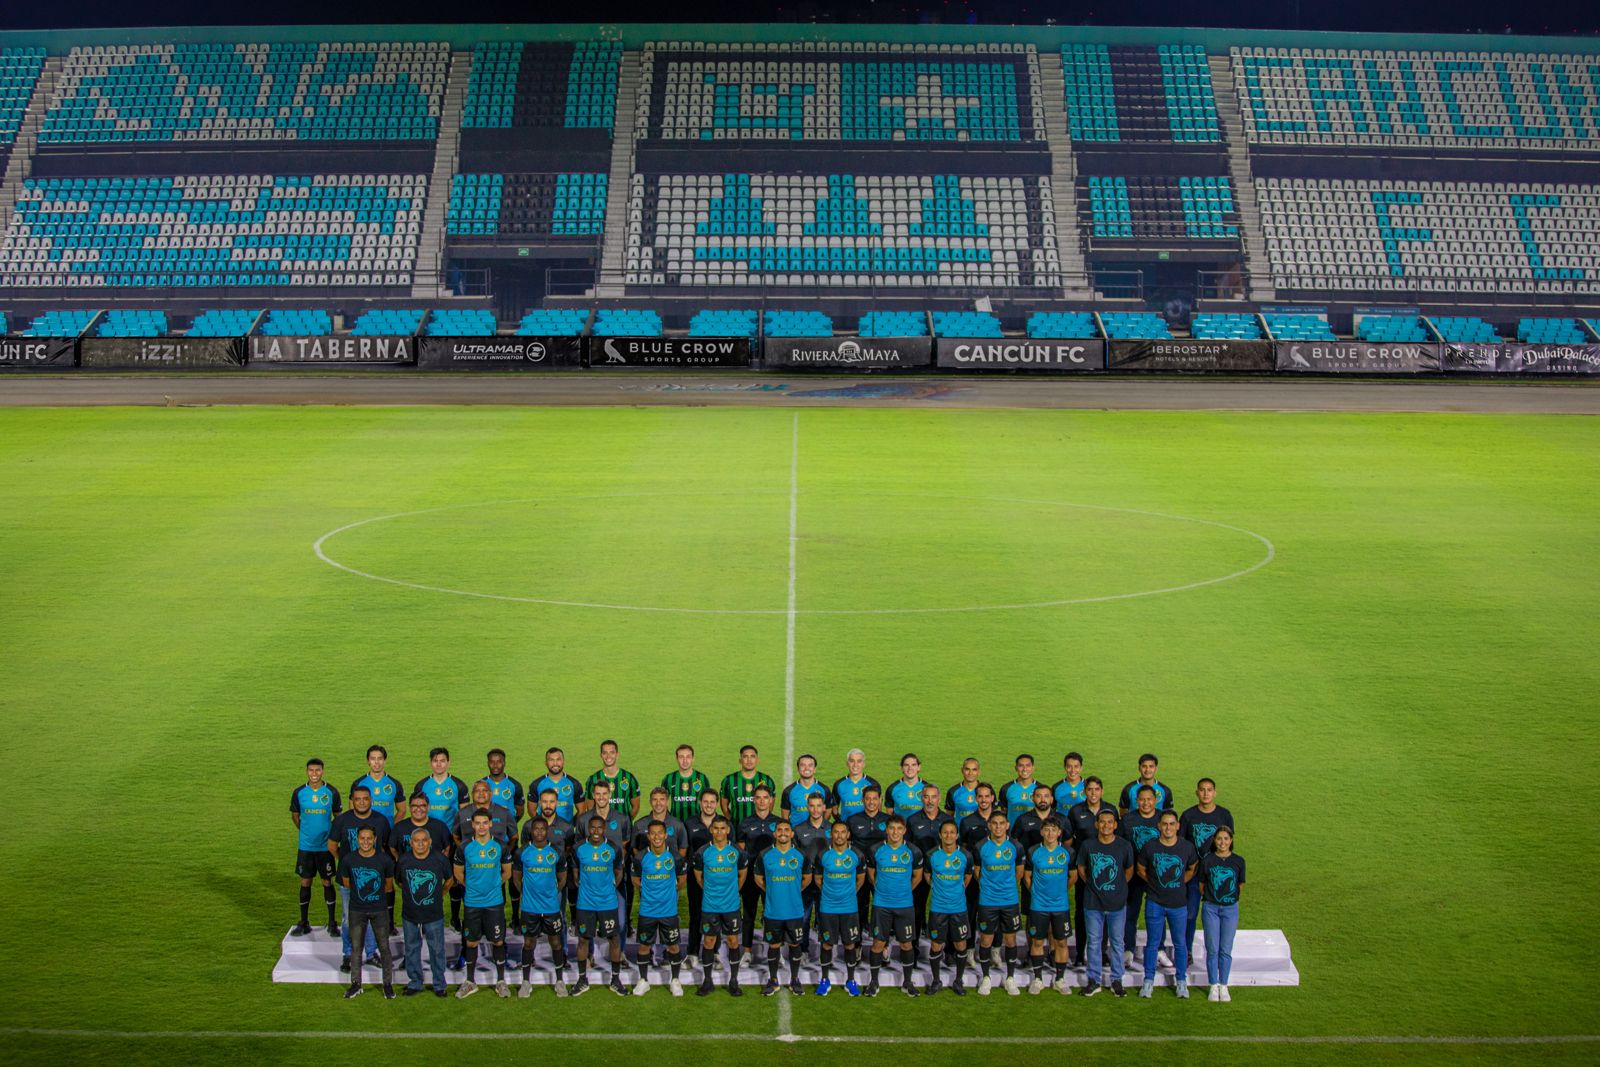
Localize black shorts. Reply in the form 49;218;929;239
296;849;335;880
976;903;1022;935
463;906;505;944
927;911;971;946
1028;910;1070;941
873;906;915;944
637;915;682;946
816;911;861;947
574;908;618;940
763;917;804;946
521;912;565;938
700;910;740;938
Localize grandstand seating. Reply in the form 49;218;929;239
592;309;663;336
1062;43;1220;143
764;309;833;337
1263;312;1338;340
42;43;446;142
1100;311;1172;338
1357;314;1428;342
0;312;7;335
23;309;99;336
464;40;621;130
1517;317;1589;344
1429;315;1500;342
931;310;1003;337
516;309;589;336
96;309;167;336
1026;311;1098;337
349;308;424;335
449;173;608;238
0;48;44;147
688;309;758;337
1085;175;1238;240
259;309;333;335
0;175;426;288
1191;312;1263;339
427;308;497;336
859;310;927;336
186;309;260;336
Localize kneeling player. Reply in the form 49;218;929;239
754;820;809;997
571;815;627;996
975;812;1024;995
810;821;865;996
514;816;569;997
453;809;512;998
632;820;687;996
1024;817;1075;995
867;815;923;997
923;820;972;996
691;815;747;996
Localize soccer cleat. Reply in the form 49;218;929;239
950;980;968;997
728;981;744;997
448;956;465;971
1081;980;1101;998
815;977;832;997
789;980;805;997
1175;980;1189;999
339;955;352;973
382;984;395;1000
990;946;1003;968
343;984;362;999
290;922;312;937
902;980;918;998
494;980;510;999
519;982;534;999
553;980;569;998
1003;975;1020;996
669;979;683;997
844;979;862;997
1029;976;1045;995
325;922;341;938
1055;975;1072;995
455;981;477;1000
609;977;627;996
977;976;993;996
1208;984;1221;1002
1140;979;1154;998
364;954;380;967
926;979;943;997
632;978;652;997
862;981;879;998
739;950;753;967
1220;985;1231;1002
697;976;715;997
1111;980;1127;998
762;980;779;997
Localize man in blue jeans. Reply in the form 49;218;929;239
1136;811;1199;999
1076;809;1133;998
395;826;452;997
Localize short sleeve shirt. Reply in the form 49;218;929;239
924;846;971;915
1078;835;1136;911
976;838;1021;907
692;843;747;915
395;851;451;924
812;846;864;915
1199;852;1246;907
1139;839;1200;909
338;850;394;913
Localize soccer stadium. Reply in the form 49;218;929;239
1;4;1598;1065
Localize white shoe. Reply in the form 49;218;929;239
1055;975;1072;995
1028;977;1044;994
552;979;569;997
1220;985;1231;1002
1124;950;1136;971
965;948;977;969
1208;984;1221;1001
977;976;993;996
518;981;534;999
1003;976;1020;996
632;978;651;997
455;980;477;999
669;979;683;997
1158;949;1173;970
493;980;509;998
739;951;752;967
1175;980;1189;999
1140;979;1154;998
990;947;1003;967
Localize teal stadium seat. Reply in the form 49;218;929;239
23;309;101;337
259;309;334;336
350;309;425;336
515;309;589;336
688;309;759;338
1429;316;1499;343
592;309;663;336
426;309;498;336
1517;318;1588;344
1100;312;1172;339
0;49;46;147
187;309;261;337
1026;312;1098;338
1263;313;1337;341
764;310;833;337
858;310;927;337
1357;315;1428;342
96;309;168;336
1191;313;1262;340
931;311;1003;337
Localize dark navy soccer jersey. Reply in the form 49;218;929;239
1066;801;1119;849
1138;838;1199;909
812;846;864;915
780;780;829;825
1053;777;1086;812
631;812;689;857
1119;779;1174;813
1120;812;1164;877
1199;852;1245;907
735;813;780;856
389;816;452;858
338;850;394;912
458;836;510;908
330;809;389;859
573;840;622;912
290;783;341;851
351;774;405;825
413;774;470;826
886;778;933;817
1000;780;1041;824
944;783;981;820
844;811;888;854
479;774;524;819
792;819;833;863
396;850;451;924
1011;810;1067;852
520;814;576;857
924;845;971;915
869;842;921;909
1026;843;1074;913
454;803;516;847
976;838;1022;908
830;775;880;820
757;846;807;921
517;842;567;916
530;773;584;824
1179;804;1235;856
959;810;998;853
1078;835;1136;911
906;810;955;856
692;843;747;915
632;848;683;919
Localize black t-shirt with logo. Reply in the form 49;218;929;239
389;817;453;858
338;850;395;913
905;810;955;855
846;811;889;854
330;810;389;859
1178;804;1235;857
1137;838;1199;909
395;850;452;924
1077;835;1135;912
1199;852;1246;907
1119;812;1164;881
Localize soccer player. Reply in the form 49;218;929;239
866;814;923;997
735;784;780;961
923;819;972;996
830;747;879;821
906;783;954;952
329;785;386;971
1066;776;1119;967
719;744;777;824
974;811;1024;996
338;825;395;1000
691;814;747;997
395;826;451;998
531;747;584;824
791;792;833;952
1000;754;1041;824
586;780;634;938
944;757;982;820
413;748;470;930
1078;809;1134;998
570;815;627;997
1199;826;1245;1002
1137;811;1199;999
522;789;576;854
514;816;570;998
631;820;687;996
662;744;711;823
1011;783;1064;852
845;785;889;926
585;739;641;819
479;748;524;828
1180;777;1235;959
1053;751;1087;813
290;758;340;938
684;788;720;950
452;809;513;998
455;780;515;848
810;821;864;997
780;753;828;825
632;786;689;859
352;745;405;827
958;782;1000;965
390;794;452;859
753;819;809;996
886;752;931;816
1024;817;1075;995
1119;753;1173;814
1121;785;1167;972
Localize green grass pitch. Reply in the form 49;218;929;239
2;404;1597;1066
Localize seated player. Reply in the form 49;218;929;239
570;814;628;997
810;820;865;997
631;820;688;997
753;820;810;997
923;819;973;996
452;809;513;999
691;814;748;997
337;825;396;1000
866;814;923;997
1024;817;1075;995
289;758;340;938
514;816;570;998
974;811;1024;996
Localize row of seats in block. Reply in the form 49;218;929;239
764;309;834;337
426;309;496;336
626;173;1061;288
1258;178;1599;293
1231;48;1600;149
260;309;333;335
349;309;425;336
1263;312;1337;340
1061;43;1221;143
1518;317;1592;343
516;308;590;336
21;309;99;337
43;43;447;143
96;309;168;336
447;173;608;237
188;308;260;336
688;309;758;338
1191;312;1262;339
931;310;1003;337
593;309;663;336
1429;315;1499;342
1357;315;1428;342
0;49;45;145
1027;311;1097;337
464;41;621;130
1101;311;1173;339
1083;175;1239;240
0;174;424;288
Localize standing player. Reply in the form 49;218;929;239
683;788;720;952
1012;783;1064;852
780;753;828;825
352;745;405;827
974;811;1023;996
1136;810;1198;999
586;780;633;937
455;780;515;848
514;789;573;933
735;785;781;963
830;748;879;821
329;785;386;971
1179;777;1234;960
531;748;584;825
413;748;469;931
866;815;924;997
585;739;642;819
1119;753;1173;814
662;744;711;823
1000;754;1041;824
1199;826;1245;1002
1053;752;1087;813
906;783;954;954
753;820;809;997
1121;785;1167;972
453;809;513;999
810;821;864;997
791;792;833;953
923;820;972;996
337;826;395;1000
1077;809;1134;998
514;816;570;998
1024;817;1075;995
479;749;524;832
886;753;932;816
719;745;776;824
290;758;341;937
570;815;628;997
395;826;451;998
1066;776;1118;968
944;757;983;821
958;782;1000;965
691;814;747;997
632;786;689;859
845;785;889;928
631;820;687;997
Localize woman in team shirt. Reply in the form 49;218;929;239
1198;825;1244;1002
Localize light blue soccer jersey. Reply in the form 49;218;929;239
574;840;621;911
533;774;582;823
459;837;508;908
517;843;565;916
782;781;829;825
633;848;682;919
978;838;1021;907
694;843;745;914
291;783;338;850
945;783;980;820
832;776;877;819
887;779;931;816
925;846;971;914
871;842;920;909
1028;844;1074;913
418;774;466;824
1053;778;1086;812
815;846;863;915
353;774;402;824
759;846;807;921
480;774;522;817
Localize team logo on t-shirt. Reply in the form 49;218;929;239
405;867;439;905
1209;865;1238;903
353;866;382;902
1192;823;1219;849
1091;852;1120;891
1152;852;1185;889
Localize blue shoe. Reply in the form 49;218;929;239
815;977;831;997
845;979;862;997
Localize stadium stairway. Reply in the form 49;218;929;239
412;50;471;300
596;51;641;297
0;53;57;249
1036;49;1092;299
1207;54;1274;301
275;926;1299;989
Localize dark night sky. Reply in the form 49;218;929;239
0;0;1594;36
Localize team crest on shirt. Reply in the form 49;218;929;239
1209;866;1238;901
405;867;439;905
1152;852;1185;888
1091;853;1119;891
